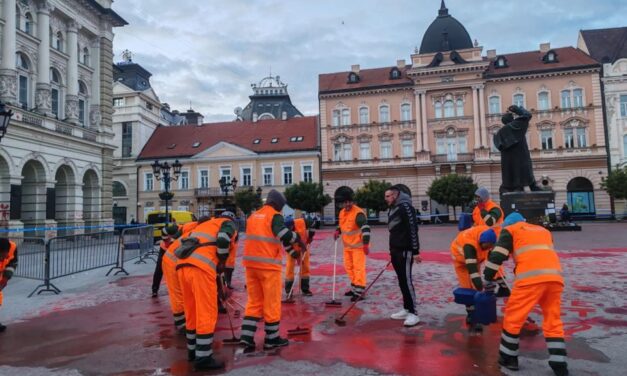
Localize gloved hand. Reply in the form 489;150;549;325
289;249;301;260
363;244;370;256
216;261;225;274
483;280;497;294
334;229;340;241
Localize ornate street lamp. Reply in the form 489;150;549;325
0;102;14;142
256;187;263;198
219;176;238;198
151;159;182;224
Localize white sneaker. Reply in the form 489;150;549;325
390;309;409;320
403;313;420;327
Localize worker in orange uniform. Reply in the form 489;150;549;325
0;238;17;332
239;189;304;349
451;225;498;332
176;211;238;371
284;216;315;296
152;225;178;297
334;187;370;301
163;220;202;332
472;187;504;227
483;212;568;376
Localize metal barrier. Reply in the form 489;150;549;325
10;225;154;297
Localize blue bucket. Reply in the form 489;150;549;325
453;287;477;305
473;291;497;325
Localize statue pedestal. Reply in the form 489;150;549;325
500;191;556;225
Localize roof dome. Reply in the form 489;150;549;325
419;1;473;54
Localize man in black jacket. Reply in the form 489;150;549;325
384;186;420;327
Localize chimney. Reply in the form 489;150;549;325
396;59;406;69
540;43;551;53
487;49;497;59
281;111;287;120
351;64;360;74
252;113;258;122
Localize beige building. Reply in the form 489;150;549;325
135;116;319;221
319;1;610;221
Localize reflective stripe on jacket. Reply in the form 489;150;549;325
243;205;283;271
339;205;365;250
509;222;563;287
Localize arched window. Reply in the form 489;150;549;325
455;99;464;116
50;68;62;117
538;91;550;111
401;103;411;121
332;109;341;126
341;108;350;125
434;101;442;118
16;53;30;109
443;100;454;117
55;31;64;52
112;181;127;197
379;105;390;123
24;12;33;34
359;107;369;124
78;81;88;126
567;177;595;217
513;94;524;107
489;96;500;114
561;90;571;109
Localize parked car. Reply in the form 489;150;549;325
146;210;196;241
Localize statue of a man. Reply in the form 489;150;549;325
493;105;541;193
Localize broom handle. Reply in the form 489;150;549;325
331;239;338;301
218;274;237;338
338;260;391;321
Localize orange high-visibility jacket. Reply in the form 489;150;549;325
451;225;492;263
293;218;308;252
0;241;16;275
472;199;504;227
339;205;366;250
165;222;199;265
243;205;283;271
176;218;229;275
508;222;563;287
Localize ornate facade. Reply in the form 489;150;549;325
319;1;610;221
0;0;126;235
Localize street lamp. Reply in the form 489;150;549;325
219;176;238;198
256;187;263;198
151;159;182;224
0;102;14;142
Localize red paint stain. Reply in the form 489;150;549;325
605;307;627;315
572;285;601;293
558;252;620;258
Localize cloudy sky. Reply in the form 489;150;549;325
112;0;626;122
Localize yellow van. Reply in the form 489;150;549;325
146;210;197;240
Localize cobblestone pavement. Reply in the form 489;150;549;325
0;222;625;376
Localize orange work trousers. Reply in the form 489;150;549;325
162;255;185;329
0;291;3;306
244;267;282;323
503;281;564;337
285;251;310;281
453;262;476;289
344;248;367;294
178;266;218;336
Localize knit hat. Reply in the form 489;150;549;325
458;213;472;231
284;215;295;229
479;229;497;244
266;189;286;211
504;212;526;227
475;187;490;202
334;186;354;203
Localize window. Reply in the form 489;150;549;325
253;139;261;144
436;136;446;155
122;122;132;157
282;166;293;185
496;57;507;67
455;99;464;116
489;96;500;114
263;167;273;186
541;129;553;150
55;31;63;51
50;68;61;116
401;103;411;121
341;108;350;126
51;88;59;116
513;94;524;108
24;13;33;35
302;165;313;183
576;127;587;147
144;173;154;191
348;72;359;83
547;52;555;62
271;137;278;143
17;53;29;109
82;47;89;66
220;167;231;184
343;143;352;160
538;92;549;111
573;89;583;108
333;143;342;161
458;135;467;153
435;101;442;118
199;170;209;188
402;139;414;157
561;90;571;109
241;167;252;186
112;181;127;197
621;95;627;117
564;128;574;149
359;142;371;159
359;107;369;124
379;105;390;123
390;68;401;79
113;97;124;107
78;99;85;126
380;141;392;159
444;100;454;117
19;75;28;108
332;109;341;126
179;171;189;190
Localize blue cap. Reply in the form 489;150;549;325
284;216;294;229
458;213;472;231
503;212;525;227
479;229;497;244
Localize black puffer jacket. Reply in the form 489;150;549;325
387;193;420;254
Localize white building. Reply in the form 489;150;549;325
0;0;126;236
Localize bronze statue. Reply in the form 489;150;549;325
493;105;541;193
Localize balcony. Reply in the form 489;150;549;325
12;107;100;142
433;153;474;163
194;186;252;198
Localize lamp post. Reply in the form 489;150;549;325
0;102;14;142
219;176;238;199
256;186;263;198
151;159;182;224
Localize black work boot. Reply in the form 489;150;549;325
498;354;519;371
263;336;289;349
194;355;225;370
187;350;195;362
344;290;354;297
285;280;294;295
0;323;6;332
549;362;569;376
301;278;313;296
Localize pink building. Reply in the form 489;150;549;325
319;1;609;221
